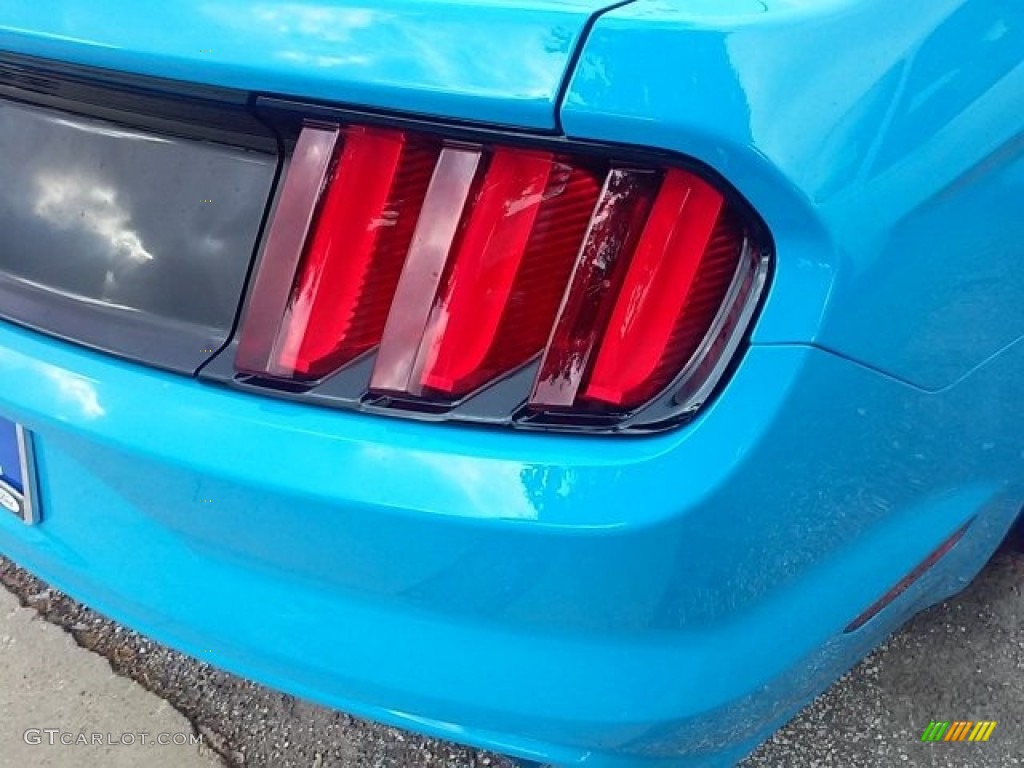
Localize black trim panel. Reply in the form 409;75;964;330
0;84;277;374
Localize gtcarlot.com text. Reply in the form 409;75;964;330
22;729;203;747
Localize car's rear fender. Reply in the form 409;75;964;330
562;0;1024;391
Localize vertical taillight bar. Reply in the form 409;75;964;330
414;149;554;396
370;153;605;400
273;127;409;377
236;124;339;376
369;147;483;393
274;128;438;379
582;170;726;408
528;168;660;408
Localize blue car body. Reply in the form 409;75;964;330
0;1;1022;766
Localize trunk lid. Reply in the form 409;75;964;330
0;0;627;130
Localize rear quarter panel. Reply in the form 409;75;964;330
562;0;1024;391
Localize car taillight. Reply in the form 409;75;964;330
233;121;770;433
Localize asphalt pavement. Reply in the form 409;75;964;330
0;549;1021;767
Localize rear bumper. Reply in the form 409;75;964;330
0;319;1019;767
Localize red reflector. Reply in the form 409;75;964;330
529;168;660;409
844;520;973;633
583;170;728;408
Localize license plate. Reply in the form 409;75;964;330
0;417;38;524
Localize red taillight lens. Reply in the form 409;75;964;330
372;150;604;399
415;149;558;397
581;170;730;408
235;124;340;377
277;127;437;379
528;168;660;409
237;126;438;380
235;121;769;432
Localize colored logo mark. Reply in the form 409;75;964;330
921;721;997;742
